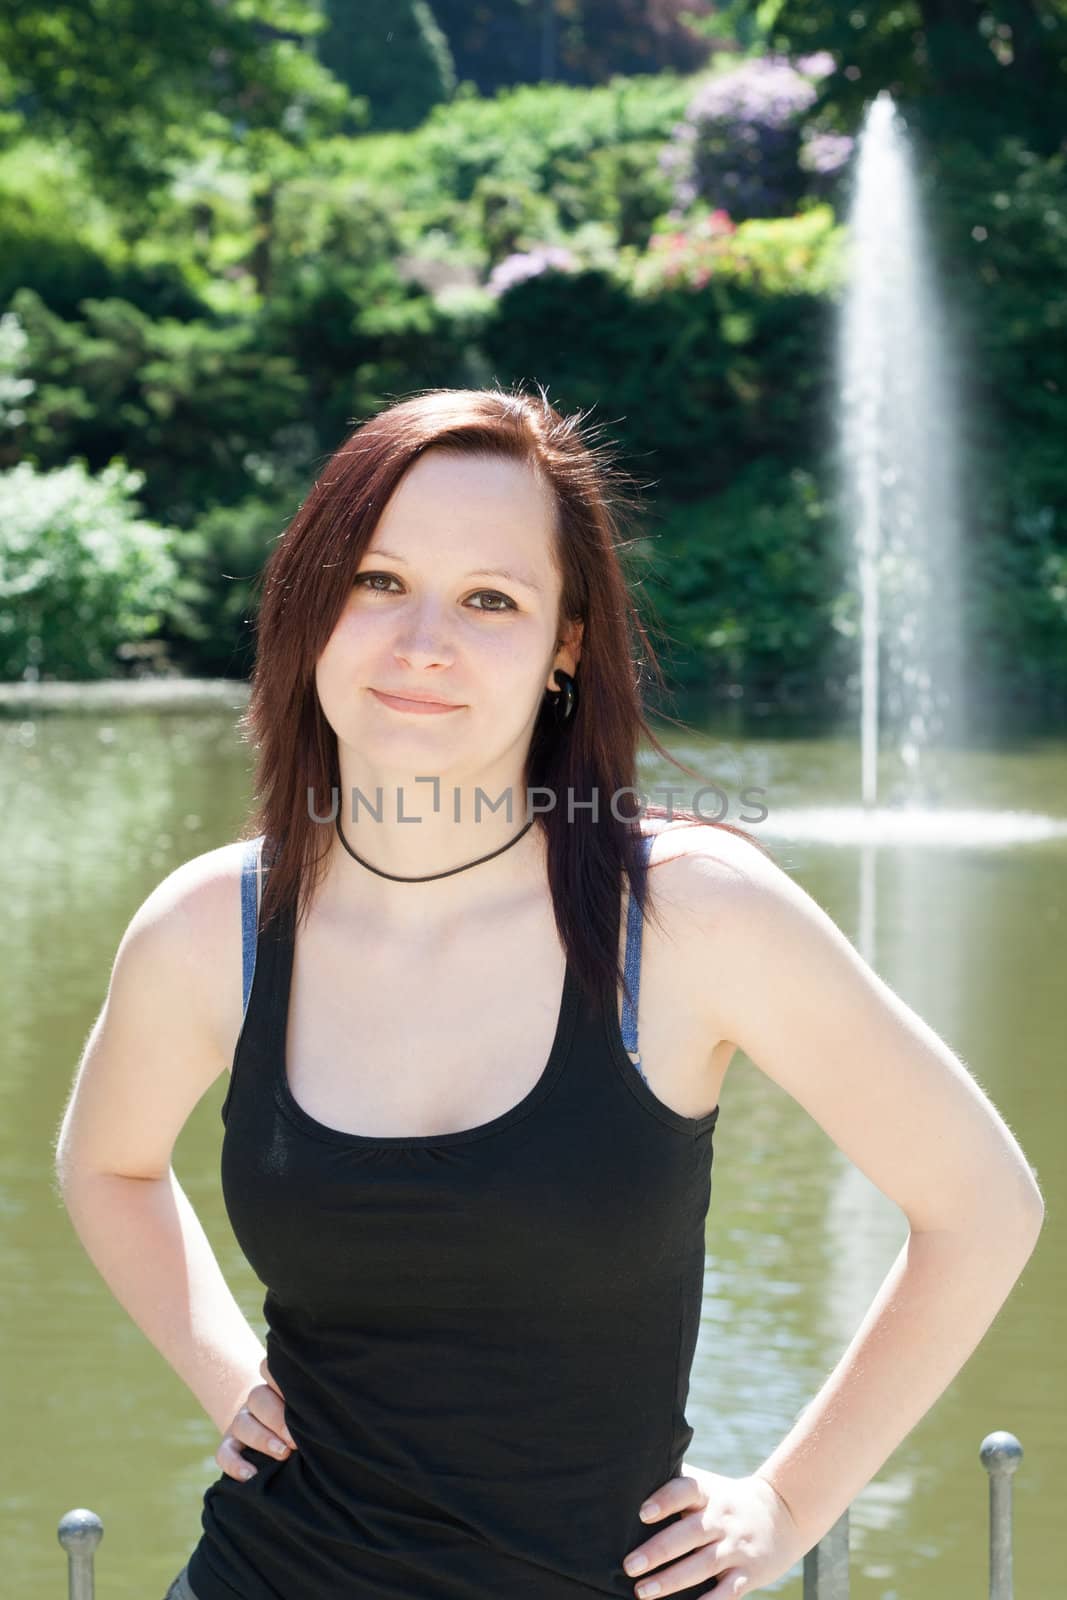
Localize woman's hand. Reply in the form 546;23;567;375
215;1357;298;1482
622;1464;808;1598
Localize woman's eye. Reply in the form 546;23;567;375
353;575;515;612
354;573;400;594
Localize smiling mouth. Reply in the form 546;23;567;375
369;688;465;712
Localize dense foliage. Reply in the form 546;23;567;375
0;1;1064;720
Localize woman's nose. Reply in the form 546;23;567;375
392;600;455;666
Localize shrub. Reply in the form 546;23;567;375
485;260;834;500
640;461;848;699
628;201;844;296
0;458;180;680
660;51;852;221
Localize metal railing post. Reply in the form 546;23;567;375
802;1505;850;1600
57;1508;103;1600
981;1430;1022;1600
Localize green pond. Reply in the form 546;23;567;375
3;693;1062;1599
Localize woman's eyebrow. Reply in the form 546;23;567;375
366;548;542;594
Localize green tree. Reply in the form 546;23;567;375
3;287;310;523
557;0;719;81
726;0;1067;152
319;0;456;129
0;0;351;207
424;0;719;93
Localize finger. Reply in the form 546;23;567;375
229;1401;294;1460
639;1473;704;1522
215;1435;258;1483
247;1384;298;1451
629;1538;725;1598
624;1510;708;1582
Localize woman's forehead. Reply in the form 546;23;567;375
375;453;560;581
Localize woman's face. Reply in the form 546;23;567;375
315;449;583;789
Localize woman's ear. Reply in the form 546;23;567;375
551;619;583;681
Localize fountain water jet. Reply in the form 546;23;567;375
838;91;964;810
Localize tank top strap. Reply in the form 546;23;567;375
619;830;655;1084
240;835;266;1019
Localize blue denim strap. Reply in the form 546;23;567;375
619;832;654;1083
240;836;265;1019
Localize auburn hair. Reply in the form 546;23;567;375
239;382;774;1018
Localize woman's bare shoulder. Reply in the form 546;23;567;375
56;841;256;1182
640;821;789;1039
132;838;251;939
642;817;778;888
123;838;256;1054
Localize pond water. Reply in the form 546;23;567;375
3;700;1062;1599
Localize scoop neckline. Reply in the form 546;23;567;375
268;899;581;1149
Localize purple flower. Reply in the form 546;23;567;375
796;51;837;79
686;55;818;131
486;245;576;297
800;129;854;175
659;51;843;221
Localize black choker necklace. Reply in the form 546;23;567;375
334;811;537;882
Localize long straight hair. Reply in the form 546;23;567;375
239;383;774;1017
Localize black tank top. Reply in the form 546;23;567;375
185;829;721;1600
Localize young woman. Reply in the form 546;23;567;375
55;387;1043;1600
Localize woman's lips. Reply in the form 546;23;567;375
369;688;464;715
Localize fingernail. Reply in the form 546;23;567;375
636;1584;660;1598
240;1465;256;1480
639;1501;659;1519
269;1440;287;1456
625;1554;648;1574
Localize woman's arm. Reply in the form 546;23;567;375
53;857;267;1436
57;1167;267;1437
674;831;1045;1549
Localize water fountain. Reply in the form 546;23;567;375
762;91;1067;852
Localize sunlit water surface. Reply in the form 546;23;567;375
2;705;1063;1599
